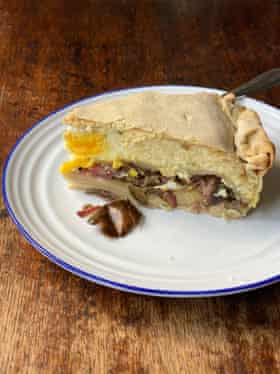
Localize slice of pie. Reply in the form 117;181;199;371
61;91;275;219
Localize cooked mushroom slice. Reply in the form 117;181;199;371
83;200;142;238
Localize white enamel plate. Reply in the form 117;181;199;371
3;86;280;297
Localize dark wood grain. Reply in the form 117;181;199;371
0;1;280;373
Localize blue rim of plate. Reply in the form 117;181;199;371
2;85;280;297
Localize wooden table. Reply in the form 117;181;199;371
1;1;280;373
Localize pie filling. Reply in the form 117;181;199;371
68;161;245;210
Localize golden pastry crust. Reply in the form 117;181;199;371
64;92;236;152
65;91;275;175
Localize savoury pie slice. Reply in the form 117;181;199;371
61;91;275;219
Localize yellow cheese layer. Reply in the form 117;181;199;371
112;159;123;169
61;131;109;174
60;157;126;174
64;132;106;156
60;158;95;174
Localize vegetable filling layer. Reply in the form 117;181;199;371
71;161;240;209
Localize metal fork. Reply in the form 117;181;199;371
224;68;280;98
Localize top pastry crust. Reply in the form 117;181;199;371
64;91;275;174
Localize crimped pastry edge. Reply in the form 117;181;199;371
221;93;275;175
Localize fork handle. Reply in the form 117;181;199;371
229;68;280;97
